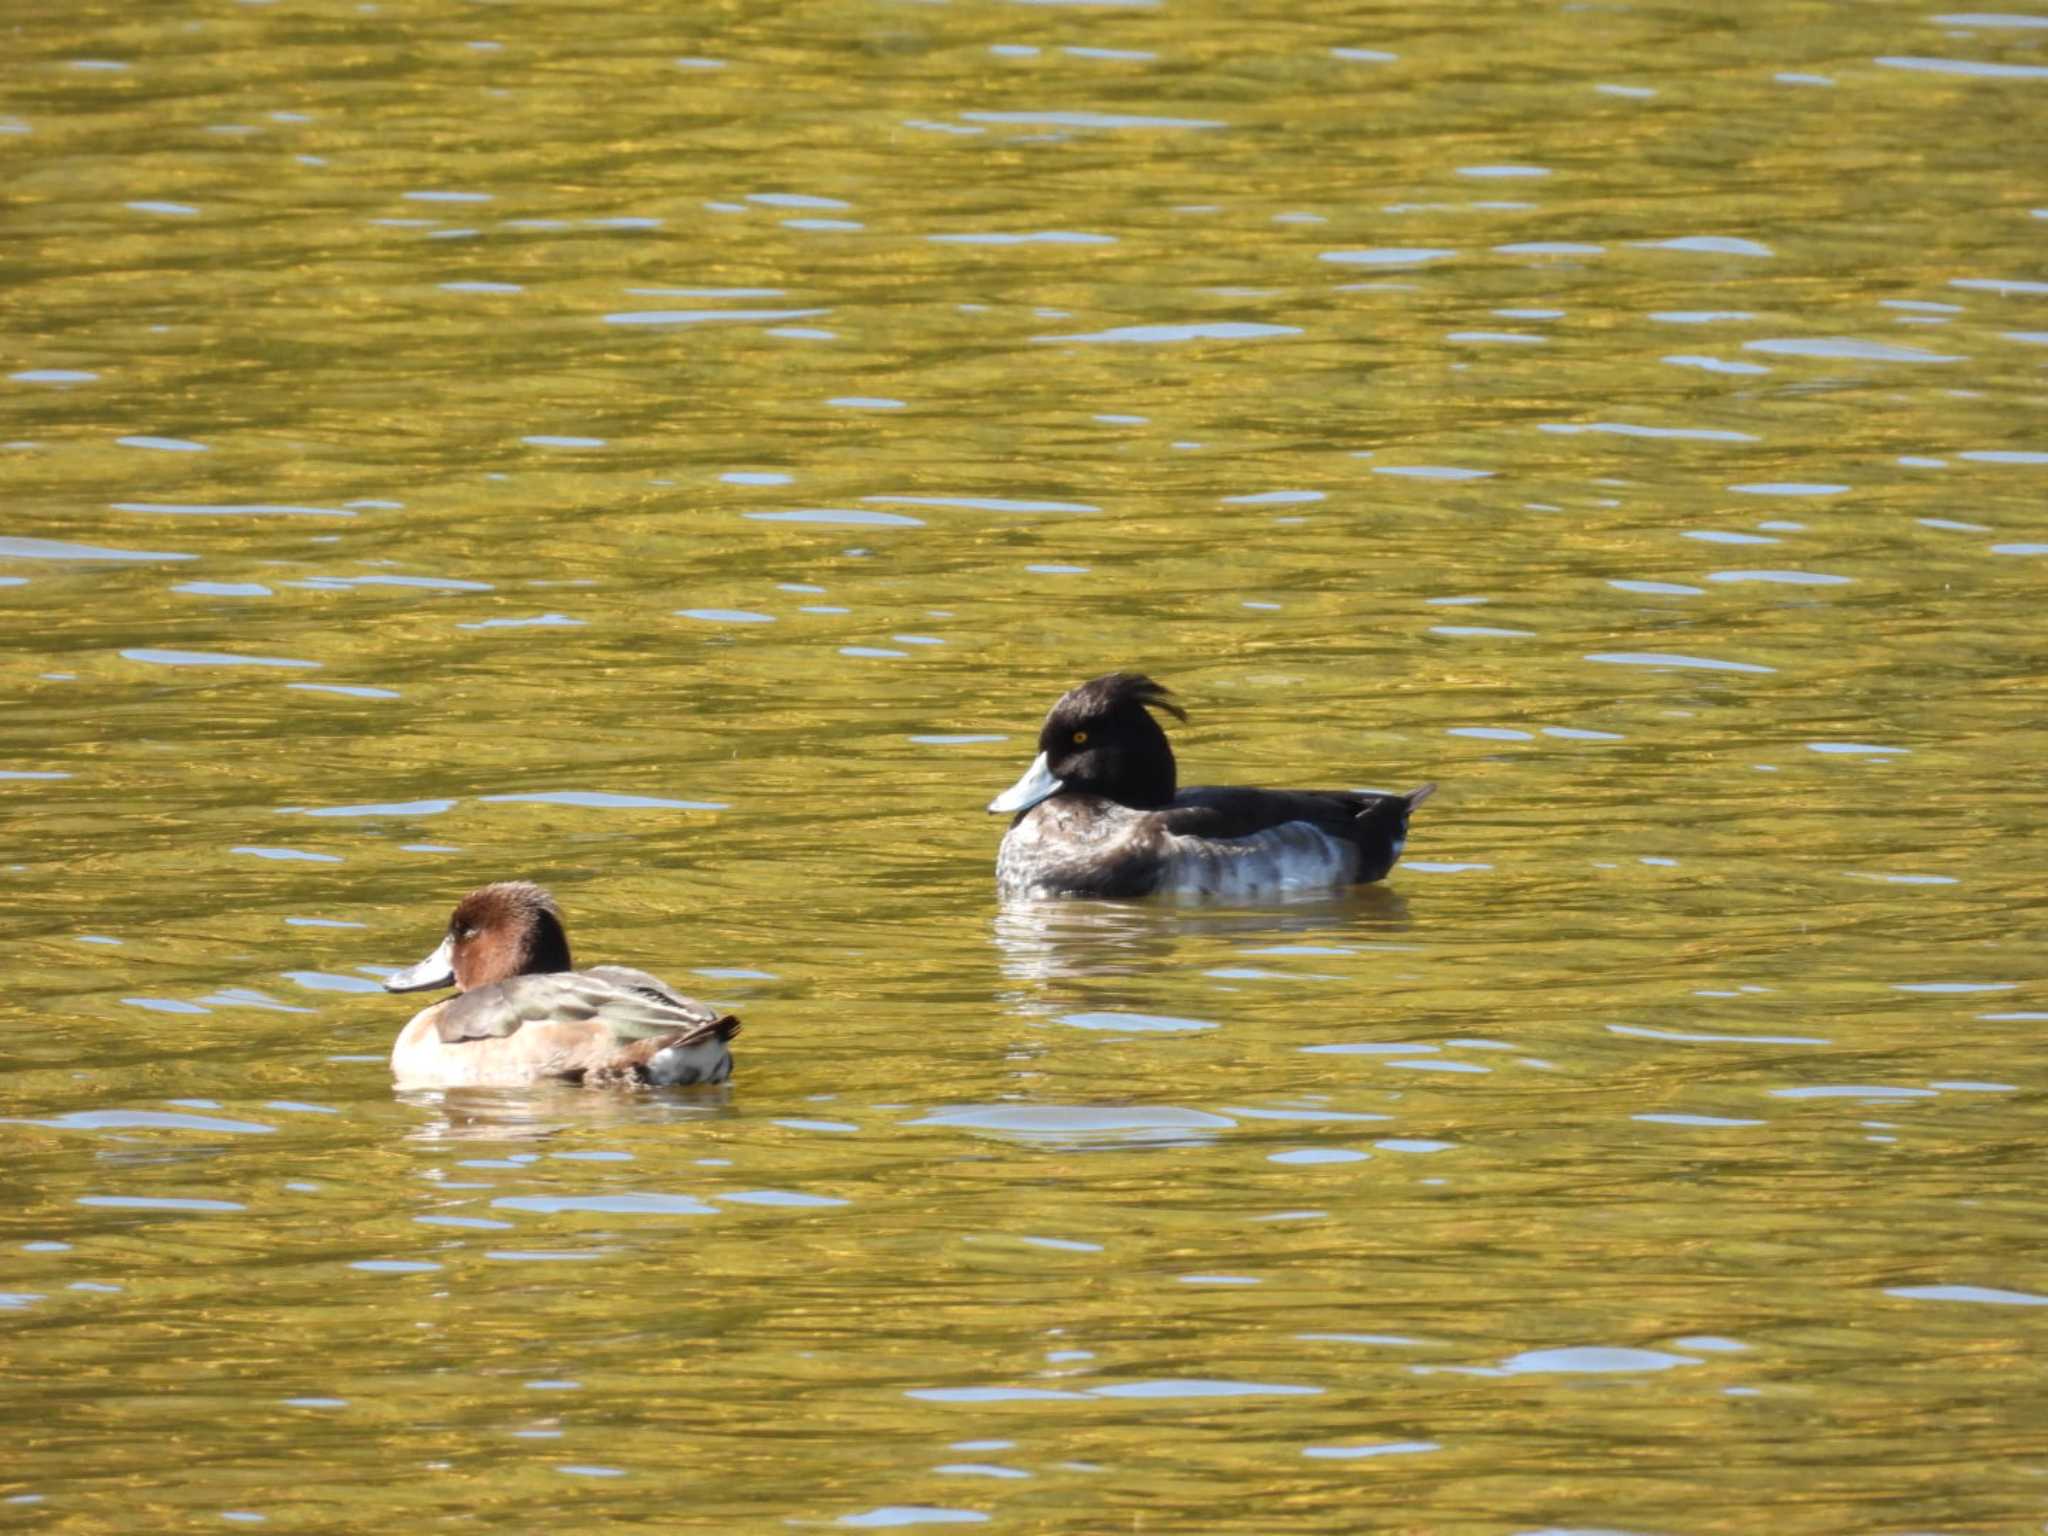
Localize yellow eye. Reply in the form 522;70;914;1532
1071;730;1088;745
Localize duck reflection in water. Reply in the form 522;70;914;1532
394;1083;733;1142
992;885;1414;988
988;673;1435;901
383;881;740;1091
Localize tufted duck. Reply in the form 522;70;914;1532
988;673;1435;900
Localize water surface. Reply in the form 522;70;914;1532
5;2;2047;1531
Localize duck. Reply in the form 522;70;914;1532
383;881;740;1089
987;673;1435;900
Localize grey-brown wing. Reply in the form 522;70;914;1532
435;970;728;1045
584;965;724;1023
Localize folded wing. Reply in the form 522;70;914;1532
435;969;736;1046
1160;783;1433;890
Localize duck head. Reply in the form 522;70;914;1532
384;880;574;994
988;672;1185;815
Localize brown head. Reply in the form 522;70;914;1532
384;880;573;994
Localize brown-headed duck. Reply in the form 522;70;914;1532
988;673;1436;900
384;881;739;1089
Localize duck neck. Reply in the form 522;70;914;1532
1105;724;1177;808
525;911;573;974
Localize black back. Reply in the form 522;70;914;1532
1166;785;1428;882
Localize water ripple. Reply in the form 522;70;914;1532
1089;1378;1320;1399
288;683;400;699
2;536;194;562
605;307;830;327
1961;449;2048;465
909;1104;1234;1144
292;574;490;592
1058;1011;1216;1033
1540;421;1760;442
1372;464;1494;480
1708;569;1852;585
1304;1440;1440;1459
1585;651;1774;674
1665;354;1770;375
116;435;208;451
1495;1345;1700;1374
718;1189;849;1209
21;1109;277;1135
960;110;1222;130
927;231;1114;245
1033;321;1299;344
458;614;583;629
479;790;726;810
1745;337;1960;363
123;648;321;669
1610;1024;1828;1046
290;799;455;818
1610;578;1704;595
1876;54;2048;78
1887;1284;2048;1305
1320;247;1456;267
1645;235;1773;257
746;509;925;527
840;1507;989;1527
864;495;1099;514
113;501;355;518
494;1193;717;1216
283;970;383;994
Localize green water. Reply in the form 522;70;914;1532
5;1;2047;1531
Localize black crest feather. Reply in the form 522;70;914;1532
1064;672;1187;724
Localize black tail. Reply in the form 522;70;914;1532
1350;784;1433;883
